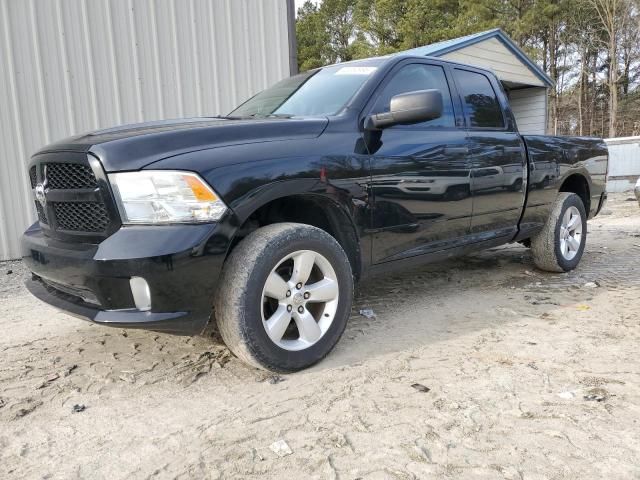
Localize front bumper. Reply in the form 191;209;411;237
21;221;234;335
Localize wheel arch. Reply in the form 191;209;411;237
228;185;363;280
558;173;591;214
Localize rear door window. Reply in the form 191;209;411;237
453;69;505;129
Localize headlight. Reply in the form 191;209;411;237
109;171;227;224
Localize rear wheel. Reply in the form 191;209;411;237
214;223;353;372
531;192;587;272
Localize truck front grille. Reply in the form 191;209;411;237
53;202;110;232
28;154;119;240
46;163;98;190
29;166;37;188
35;201;48;224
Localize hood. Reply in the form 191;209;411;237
34;117;328;171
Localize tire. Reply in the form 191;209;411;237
531;192;587;272
444;185;470;201
214;223;354;372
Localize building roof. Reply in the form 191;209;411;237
400;28;554;88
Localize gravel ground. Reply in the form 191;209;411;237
1;193;639;480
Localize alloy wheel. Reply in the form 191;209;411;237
559;205;582;260
260;250;339;351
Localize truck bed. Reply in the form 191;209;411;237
517;135;608;239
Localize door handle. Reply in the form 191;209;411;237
444;146;469;155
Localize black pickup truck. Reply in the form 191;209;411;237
22;55;608;372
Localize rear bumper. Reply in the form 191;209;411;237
21;221;234;335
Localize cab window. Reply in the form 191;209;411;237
453;69;505;128
371;64;455;128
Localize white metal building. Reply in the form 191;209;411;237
402;28;553;136
604;136;640;192
0;0;296;260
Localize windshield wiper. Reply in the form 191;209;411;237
211;115;245;120
212;113;295;120
246;113;294;119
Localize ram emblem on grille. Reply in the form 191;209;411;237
34;180;48;209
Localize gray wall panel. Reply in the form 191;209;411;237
604;137;640;192
509;87;547;135
0;0;292;260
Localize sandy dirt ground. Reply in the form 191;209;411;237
1;193;639;480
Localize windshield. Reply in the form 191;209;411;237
229;63;380;118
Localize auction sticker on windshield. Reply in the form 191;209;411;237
335;66;377;75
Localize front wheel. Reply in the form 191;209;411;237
214;223;354;372
531;192;587;272
510;178;523;192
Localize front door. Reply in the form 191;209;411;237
364;61;472;264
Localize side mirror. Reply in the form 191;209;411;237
365;89;443;130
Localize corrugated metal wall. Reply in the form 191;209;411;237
0;0;294;261
604;136;640;192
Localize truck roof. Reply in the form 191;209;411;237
320;54;499;81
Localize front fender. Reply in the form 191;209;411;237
147;131;373;272
213;163;370;278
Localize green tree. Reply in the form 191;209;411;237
585;0;634;137
295;0;640;137
354;0;406;54
398;0;462;48
296;1;328;71
296;0;359;70
321;0;359;63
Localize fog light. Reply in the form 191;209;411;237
130;277;151;311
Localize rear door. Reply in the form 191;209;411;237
451;68;527;241
365;60;472;264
